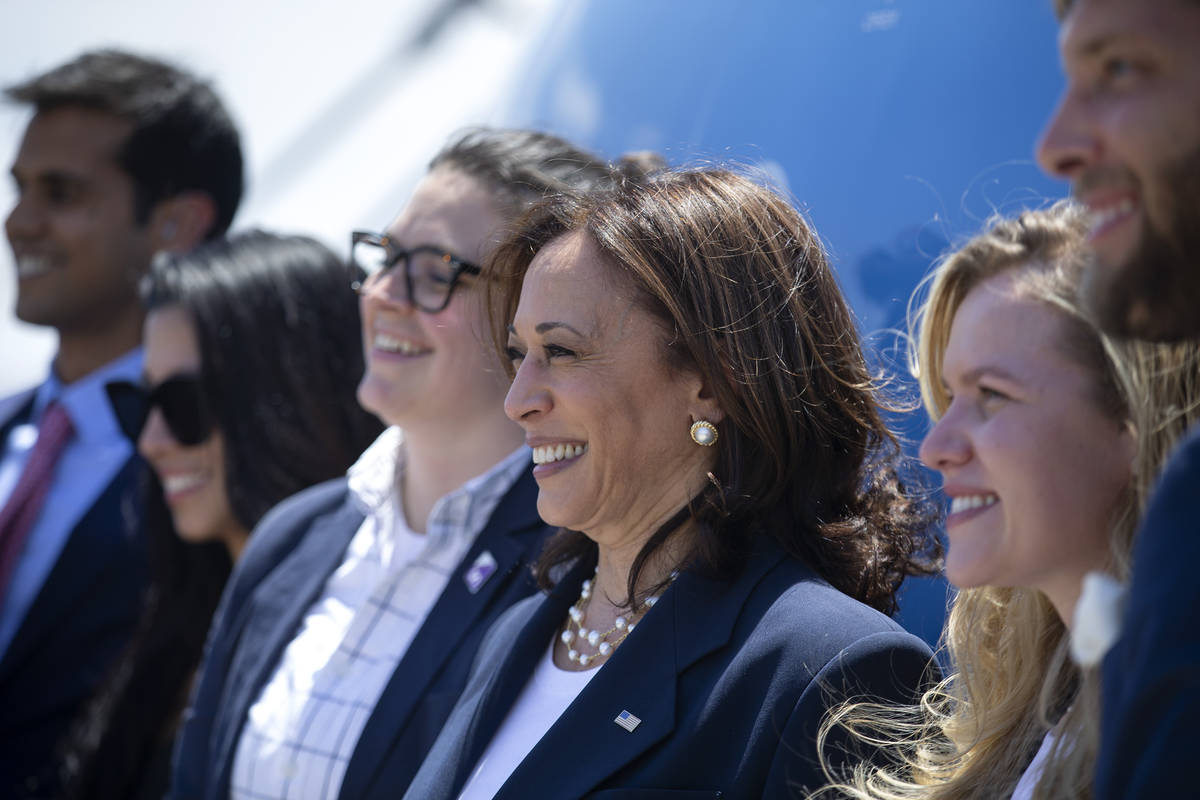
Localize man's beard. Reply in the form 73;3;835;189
1083;145;1200;342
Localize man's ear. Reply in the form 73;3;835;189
147;191;217;253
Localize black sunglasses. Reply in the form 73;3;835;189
349;230;482;313
105;375;215;447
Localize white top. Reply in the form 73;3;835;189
1011;729;1059;800
457;638;598;800
230;427;529;800
0;349;141;655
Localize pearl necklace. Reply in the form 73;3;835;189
559;567;669;667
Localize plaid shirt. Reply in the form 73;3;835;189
230;427;528;800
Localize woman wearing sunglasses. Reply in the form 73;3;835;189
59;230;382;800
168;129;651;800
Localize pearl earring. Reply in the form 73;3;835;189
690;420;718;447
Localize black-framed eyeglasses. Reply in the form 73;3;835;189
349;230;482;313
105;374;215;447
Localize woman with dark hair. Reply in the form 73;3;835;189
59;230;383;799
402;167;942;799
169;128;646;800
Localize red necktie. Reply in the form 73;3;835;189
0;402;75;604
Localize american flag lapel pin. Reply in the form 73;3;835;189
464;550;498;594
614;709;642;733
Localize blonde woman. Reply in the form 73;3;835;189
817;202;1200;799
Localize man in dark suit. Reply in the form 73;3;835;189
1;49;242;797
1037;0;1200;796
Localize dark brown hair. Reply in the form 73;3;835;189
488;168;940;613
429;127;662;221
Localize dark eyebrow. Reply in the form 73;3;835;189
534;321;586;337
383;236;459;255
10;167;86;184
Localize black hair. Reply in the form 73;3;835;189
138;230;383;528
60;230;383;798
6;48;244;237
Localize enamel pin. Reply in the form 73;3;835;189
614;710;642;732
464;550;498;594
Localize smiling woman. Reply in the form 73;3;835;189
401;167;944;799
60;230;382;800
817;201;1200;799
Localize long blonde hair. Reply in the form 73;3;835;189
816;201;1200;799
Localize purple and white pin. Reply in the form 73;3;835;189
463;550;498;594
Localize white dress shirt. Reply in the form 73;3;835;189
230;427;529;800
0;349;141;654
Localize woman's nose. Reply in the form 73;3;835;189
137;407;175;462
504;359;552;424
919;406;971;473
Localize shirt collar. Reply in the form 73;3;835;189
34;348;143;445
347;426;406;513
422;441;530;550
346;426;530;541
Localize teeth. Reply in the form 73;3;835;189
1089;198;1134;232
15;255;51;278
374;333;425;355
950;494;997;515
532;443;586;465
163;474;205;493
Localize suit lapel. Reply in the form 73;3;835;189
341;469;544;798
496;543;788;799
455;561;585;792
0;390;35;436
0;456;145;682
211;494;364;789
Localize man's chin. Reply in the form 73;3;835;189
1089;143;1200;342
1084;239;1200;342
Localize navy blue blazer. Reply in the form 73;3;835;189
170;468;552;800
1097;424;1200;799
0;391;150;798
404;540;937;800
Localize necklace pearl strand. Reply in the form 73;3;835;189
559;567;669;667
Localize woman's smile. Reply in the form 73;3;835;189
943;490;999;529
531;442;588;475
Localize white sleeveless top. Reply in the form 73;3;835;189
457;639;599;799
